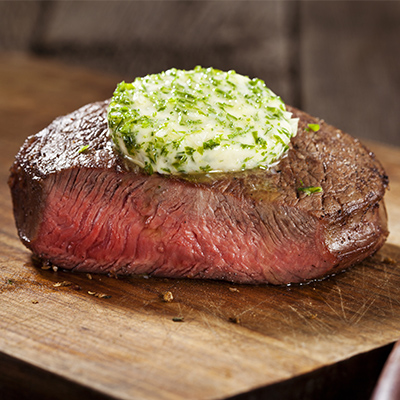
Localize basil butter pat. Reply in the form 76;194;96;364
107;66;298;175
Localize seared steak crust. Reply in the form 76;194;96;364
9;101;389;284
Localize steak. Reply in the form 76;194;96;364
8;101;389;284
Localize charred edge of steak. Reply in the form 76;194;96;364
8;157;44;249
8;101;389;284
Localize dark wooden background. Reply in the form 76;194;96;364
1;1;399;146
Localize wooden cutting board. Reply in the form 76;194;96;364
1;53;400;400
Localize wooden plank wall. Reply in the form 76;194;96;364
1;1;399;146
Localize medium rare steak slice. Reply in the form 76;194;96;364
9;101;389;284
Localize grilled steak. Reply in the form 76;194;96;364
9;101;389;284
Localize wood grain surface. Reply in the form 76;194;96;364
1;53;400;400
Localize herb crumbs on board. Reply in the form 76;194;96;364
40;263;57;271
88;291;112;299
381;256;397;265
161;291;174;302
53;281;72;287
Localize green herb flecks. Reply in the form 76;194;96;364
203;137;221;150
199;164;212;173
306;123;320;132
107;67;298;175
78;145;89;154
298;185;323;196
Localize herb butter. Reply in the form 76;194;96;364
107;66;298;175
